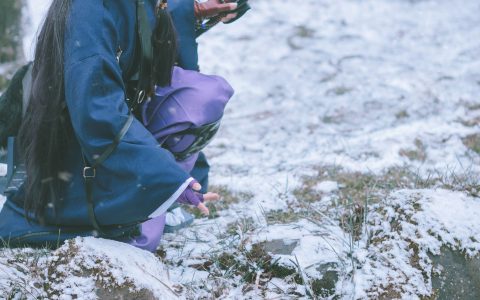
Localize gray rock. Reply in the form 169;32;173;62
96;286;156;300
312;262;339;298
430;247;480;300
264;239;299;255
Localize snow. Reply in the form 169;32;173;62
0;163;7;176
48;237;180;299
23;0;51;60
0;238;180;299
3;0;480;298
414;189;480;256
354;189;480;298
315;181;339;193
201;0;480;177
0;195;5;211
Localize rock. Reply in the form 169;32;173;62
430;247;480;300
96;287;156;300
46;237;180;299
264;239;299;255
311;262;339;298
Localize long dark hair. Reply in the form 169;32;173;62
152;1;177;87
18;0;73;223
18;0;178;222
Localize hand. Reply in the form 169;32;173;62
220;12;238;23
177;180;220;215
194;0;238;20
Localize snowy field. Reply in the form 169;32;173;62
1;0;480;299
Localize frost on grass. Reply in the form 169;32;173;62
356;189;480;299
1;237;180;299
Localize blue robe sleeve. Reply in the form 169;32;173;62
63;0;191;224
169;0;199;70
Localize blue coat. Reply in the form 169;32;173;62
0;0;207;246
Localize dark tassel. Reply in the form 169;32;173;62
151;0;177;88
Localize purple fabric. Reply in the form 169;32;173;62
141;66;234;154
129;67;233;252
129;213;166;252
176;152;199;172
176;179;204;207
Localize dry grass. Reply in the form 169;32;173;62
463;133;480;154
399;138;427;162
187;185;254;219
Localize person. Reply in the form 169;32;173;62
0;0;244;250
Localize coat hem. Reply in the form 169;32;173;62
148;177;193;218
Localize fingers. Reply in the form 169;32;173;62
195;1;238;19
197;202;210;215
216;2;238;14
195;192;219;217
221;12;238;23
191;182;202;191
203;192;220;201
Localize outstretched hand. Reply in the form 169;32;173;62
177;180;220;216
194;0;238;22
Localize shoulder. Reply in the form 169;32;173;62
65;0;137;66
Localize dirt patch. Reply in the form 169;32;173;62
400;138;427;162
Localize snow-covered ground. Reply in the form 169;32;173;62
2;0;480;299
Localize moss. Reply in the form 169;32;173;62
310;271;339;297
269;263;297;279
265;209;302;225
322;114;344;124
463;134;480;154
217;253;236;270
395;110;409;119
208;242;301;287
326;86;354;96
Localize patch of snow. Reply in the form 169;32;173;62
1;237;180;299
413;189;480;256
354;189;480;298
315;181;339;193
23;0;51;60
0;195;5;211
47;237;180;299
0;163;7;176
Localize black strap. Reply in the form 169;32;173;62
128;0;153;113
82;114;134;234
82;0;152;233
82;0;153;235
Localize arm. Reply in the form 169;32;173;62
169;0;200;70
63;0;192;224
